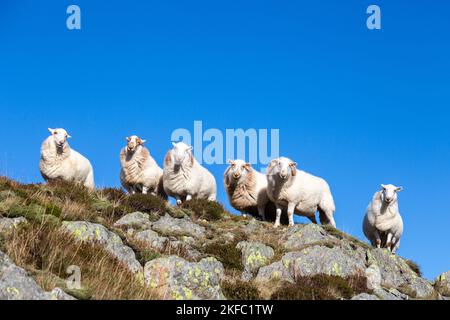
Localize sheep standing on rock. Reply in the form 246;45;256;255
40;128;95;189
120;135;166;197
163;142;216;205
266;157;336;228
363;184;404;253
224;159;274;221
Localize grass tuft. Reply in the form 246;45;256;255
221;279;262;300
270;274;369;300
124;193;167;215
181;199;227;221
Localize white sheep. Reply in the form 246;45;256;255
363;184;404;253
266;157;336;228
40;128;95;189
163;142;216;205
120;135;166;197
224;159;274;220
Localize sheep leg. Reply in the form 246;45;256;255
307;215;318;224
176;196;182;206
142;186;149;195
374;230;382;248
185;194;192;202
386;233;393;252
274;205;282;228
287;203;296;227
392;239;400;254
257;204;266;221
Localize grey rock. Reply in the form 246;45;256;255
367;249;435;299
0;217;28;235
0;251;48;300
373;288;410;300
284;224;336;251
152;214;206;239
144;256;224;300
134;229;169;251
114;212;153;231
365;264;382;290
168;240;202;261
237;241;274;276
242;218;263;235
61;221;143;274
351;293;379;300
434;271;450;296
256;245;366;283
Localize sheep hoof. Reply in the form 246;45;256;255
176;200;182;206
273;223;280;229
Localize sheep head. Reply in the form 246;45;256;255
224;159;252;184
171;142;194;166
48;128;71;149
267;157;297;180
380;184;403;204
126;135;146;153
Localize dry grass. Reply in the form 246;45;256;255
221;279;262;300
270;274;369;300
3;221;161;300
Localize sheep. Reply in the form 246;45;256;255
363;184;404;253
163;142;216;205
120;135;166;197
224;159;273;220
266;157;336;228
40;128;95;189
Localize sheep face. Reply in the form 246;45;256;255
226;159;252;182
171;142;193;166
380;184;403;204
268;157;297;180
48;128;71;149
126;135;146;153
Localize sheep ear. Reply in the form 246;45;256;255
67;134;72;139
290;162;297;176
126;137;130;142
48;128;55;135
244;163;252;171
140;139;146;145
172;142;177;147
227;159;234;165
396;186;403;192
224;167;231;186
188;146;193;151
268;159;277;168
381;184;387;190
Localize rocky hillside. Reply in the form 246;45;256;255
0;176;449;300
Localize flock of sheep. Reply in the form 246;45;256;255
39;128;404;253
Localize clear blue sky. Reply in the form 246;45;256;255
1;1;449;280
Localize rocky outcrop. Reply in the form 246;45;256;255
151;214;206;239
114;212;153;234
237;241;274;281
434;271;450;297
0;251;75;300
367;249;434;299
61;221;143;274
144;256;225;300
